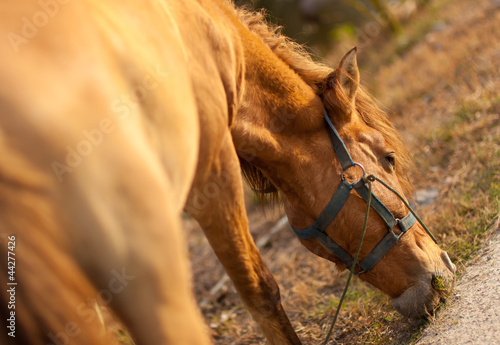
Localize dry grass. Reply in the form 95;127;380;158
186;0;500;344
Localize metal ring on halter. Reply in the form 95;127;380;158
342;162;366;184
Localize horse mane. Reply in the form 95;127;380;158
235;6;331;92
234;5;414;201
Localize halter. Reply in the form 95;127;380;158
291;109;438;274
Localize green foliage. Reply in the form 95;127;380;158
235;0;408;48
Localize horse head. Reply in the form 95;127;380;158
296;48;455;320
236;47;455;321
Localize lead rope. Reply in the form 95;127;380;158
321;175;373;345
370;175;438;244
321;174;438;344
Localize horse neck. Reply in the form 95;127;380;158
239;32;321;127
231;29;324;192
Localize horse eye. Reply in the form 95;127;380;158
385;153;396;168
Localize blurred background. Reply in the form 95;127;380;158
234;0;428;53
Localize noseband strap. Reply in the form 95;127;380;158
292;109;429;274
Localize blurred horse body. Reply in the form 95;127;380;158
0;1;454;344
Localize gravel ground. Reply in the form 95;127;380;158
417;227;500;345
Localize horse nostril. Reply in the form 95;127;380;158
441;251;456;273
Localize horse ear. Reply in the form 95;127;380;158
323;47;360;122
336;47;360;103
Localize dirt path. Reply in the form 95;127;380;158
417;226;500;344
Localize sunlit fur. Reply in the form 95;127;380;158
237;8;414;200
0;1;453;345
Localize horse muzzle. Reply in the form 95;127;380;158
391;251;456;322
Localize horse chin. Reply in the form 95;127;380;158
390;274;454;322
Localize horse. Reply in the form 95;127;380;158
0;0;455;344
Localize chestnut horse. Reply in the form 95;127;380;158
0;0;455;344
